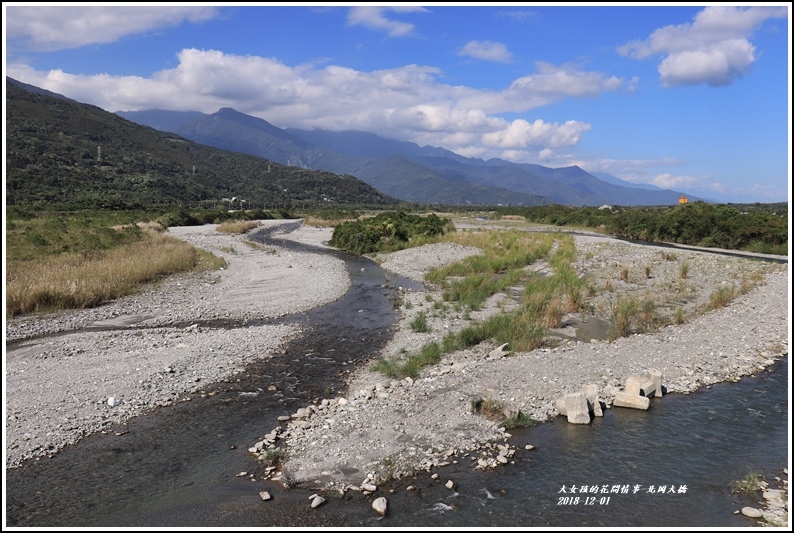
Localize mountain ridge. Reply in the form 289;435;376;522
118;106;701;206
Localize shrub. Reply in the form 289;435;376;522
679;261;690;279
217;220;260;234
410;312;430;333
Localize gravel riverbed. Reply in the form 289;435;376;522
5;218;789;524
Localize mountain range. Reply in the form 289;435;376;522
117;107;702;207
5;77;398;210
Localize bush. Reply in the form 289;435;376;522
329;211;450;255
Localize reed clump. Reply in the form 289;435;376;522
6;230;219;317
217;220;260;234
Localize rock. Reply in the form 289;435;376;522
310;495;325;508
564;392;591;424
445;480;455;490
488;343;510;360
613;392;650;410
259;491;272;501
496;455;508;464
107;396;121;407
624;376;644;396
741;507;763;518
372;496;388;516
361;483;377;492
644;369;664;397
582;384;603;417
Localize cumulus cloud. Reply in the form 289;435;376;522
617;6;788;87
4;6;218;51
482;119;592;150
7;49;630;163
650;173;727;194
346;6;428;37
458;41;513;63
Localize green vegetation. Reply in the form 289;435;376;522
217;219;260;234
6;227;214;317
329;211;452;255
503;411;536;430
730;471;764;499
260;448;287;468
373;232;589;379
5;209;228;318
6;80;399;211
493;202;787;256
409;312;430;333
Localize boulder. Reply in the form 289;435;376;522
624;376;644;396
372;496;388;516
582;384;603;417
613;391;650;410
565;392;591;424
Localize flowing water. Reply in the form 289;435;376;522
4;227;789;528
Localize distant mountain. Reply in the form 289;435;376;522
589;171;661;191
6;77;398;210
6;77;78;102
116;109;208;133
118;107;700;207
121;108;545;205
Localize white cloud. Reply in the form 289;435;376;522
657;39;756;87
617;6;788;87
5;6;218;51
458;41;513;63
7;50;629;164
346;6;428;37
482;119;592;150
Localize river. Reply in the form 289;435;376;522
4;227;788;528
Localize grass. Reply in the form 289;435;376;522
707;285;738;310
679;261;690;279
5;211;228;318
374;232;591;379
503;411;536;429
608;296;640;340
5;229;222;317
730;471;764;499
216;220;260;234
409;312;430;333
260;448;287;468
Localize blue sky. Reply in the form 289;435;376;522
3;3;791;203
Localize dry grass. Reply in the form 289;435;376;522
217;220;260;234
6;231;206;317
619;265;630;282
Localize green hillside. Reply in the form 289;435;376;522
5;79;399;210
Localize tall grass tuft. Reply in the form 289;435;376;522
679;261;690;279
410;312;430;332
608;296;640;340
6;231;212;317
708;285;738;310
217;220;260;234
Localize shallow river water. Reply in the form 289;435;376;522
4;227;789;528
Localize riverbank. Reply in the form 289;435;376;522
267;227;788;494
5;220;350;468
5;218;789;510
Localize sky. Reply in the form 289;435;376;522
3;3;791;204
